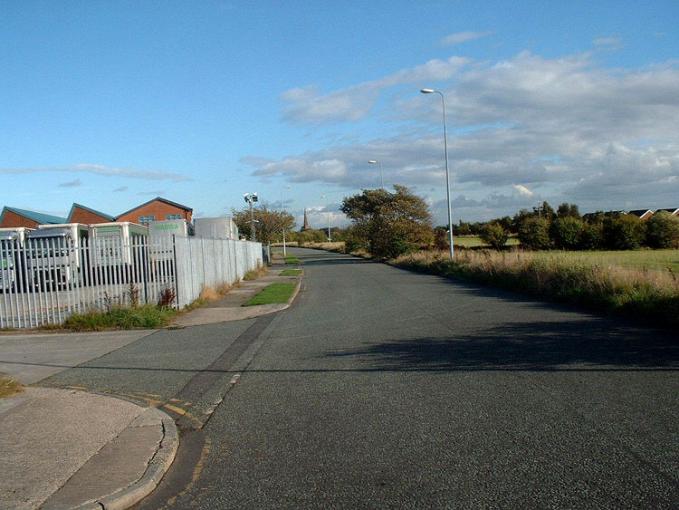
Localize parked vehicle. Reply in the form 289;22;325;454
194;216;239;240
147;219;192;280
90;222;148;282
26;224;89;290
0;227;33;292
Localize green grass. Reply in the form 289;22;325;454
284;256;301;264
279;269;302;276
455;235;521;248
63;305;177;331
244;282;296;306
0;374;23;398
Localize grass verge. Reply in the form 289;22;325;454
392;249;679;328
0;374;23;398
285;256;301;264
243;266;268;280
280;269;302;276
244;282;296;306
63;305;177;331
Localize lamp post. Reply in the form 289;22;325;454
368;160;384;190
243;192;258;241
421;88;454;259
281;185;291;257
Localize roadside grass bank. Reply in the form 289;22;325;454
393;250;679;328
280;269;302;276
0;373;23;398
244;282;297;306
63;305;178;331
285;256;301;264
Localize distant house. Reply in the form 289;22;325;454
116;196;193;225
67;203;115;224
627;209;654;221
0;206;67;228
656;207;679;216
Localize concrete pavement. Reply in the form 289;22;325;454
0;386;177;510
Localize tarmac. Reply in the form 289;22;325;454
0;263;301;510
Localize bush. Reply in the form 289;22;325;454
480;222;509;249
646;211;679;249
579;222;604;250
550;216;585;250
518;217;551;250
603;215;646;250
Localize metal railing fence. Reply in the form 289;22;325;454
0;236;263;328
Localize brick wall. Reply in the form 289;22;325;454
0;210;39;228
117;200;192;224
69;207;112;225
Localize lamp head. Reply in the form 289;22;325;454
368;160;378;164
420;88;436;94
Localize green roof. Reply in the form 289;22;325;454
1;206;67;225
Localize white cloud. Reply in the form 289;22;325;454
0;163;190;182
593;36;623;49
440;31;492;46
254;50;679;222
58;178;82;188
281;57;469;123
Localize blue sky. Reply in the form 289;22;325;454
1;1;678;228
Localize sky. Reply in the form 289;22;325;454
1;0;678;229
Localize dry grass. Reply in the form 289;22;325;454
243;265;268;280
301;241;346;252
0;374;22;398
393;249;679;327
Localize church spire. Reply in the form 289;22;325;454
301;208;311;231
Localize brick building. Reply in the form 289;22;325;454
0;206;66;228
116;197;192;225
67;203;115;224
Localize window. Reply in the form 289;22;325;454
166;214;182;220
139;215;155;224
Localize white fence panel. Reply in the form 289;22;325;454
0;236;263;328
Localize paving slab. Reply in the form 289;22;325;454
0;387;142;509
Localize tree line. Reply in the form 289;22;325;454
232;190;679;257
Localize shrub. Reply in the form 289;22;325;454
64;305;177;331
550;216;585;250
480;222;509;250
603;215;646;250
518;217;551;250
646;211;679;249
579;222;604;250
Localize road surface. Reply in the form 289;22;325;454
43;248;679;508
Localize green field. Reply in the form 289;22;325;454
533;249;679;273
455;235;520;248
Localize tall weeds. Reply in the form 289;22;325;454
393;249;679;327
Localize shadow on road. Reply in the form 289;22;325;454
326;319;679;371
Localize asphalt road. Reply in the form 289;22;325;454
47;247;679;508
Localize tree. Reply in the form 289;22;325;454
232;206;295;245
578;222;604;250
557;203;581;218
646;211;679;249
480;222;509;250
533;201;556;222
550;216;585;250
341;185;433;258
518;216;551;250
602;214;646;250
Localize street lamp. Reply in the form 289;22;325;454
368;160;384;190
243;192;258;241
421;88;454;259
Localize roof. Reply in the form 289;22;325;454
116;196;193;218
68;203;115;222
1;206;67;225
656;208;679;215
626;209;653;217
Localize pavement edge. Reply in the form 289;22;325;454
77;408;179;510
